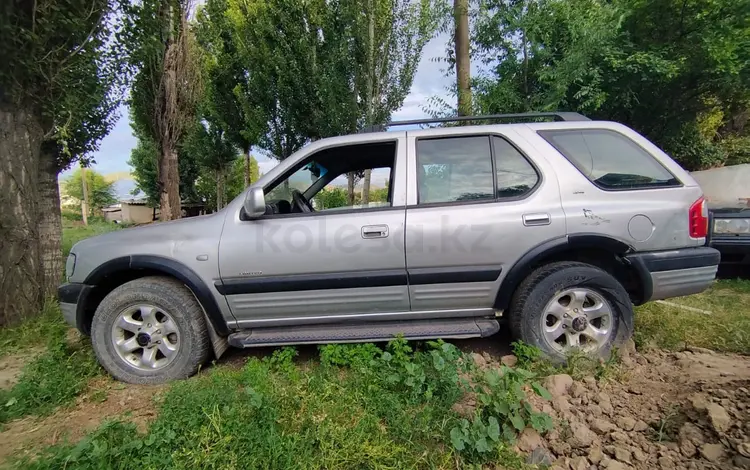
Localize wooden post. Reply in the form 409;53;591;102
80;163;89;226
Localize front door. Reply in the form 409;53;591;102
218;134;409;328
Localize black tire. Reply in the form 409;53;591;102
508;261;634;361
91;276;211;384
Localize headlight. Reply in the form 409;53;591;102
65;253;76;279
713;218;750;235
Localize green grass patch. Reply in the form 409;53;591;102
0;327;102;424
62;219;122;257
635;279;750;354
0;302;68;357
15;340;549;469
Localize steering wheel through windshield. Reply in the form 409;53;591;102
291;189;314;213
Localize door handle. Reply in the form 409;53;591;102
522;213;551;226
361;224;389;239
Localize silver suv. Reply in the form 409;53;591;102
59;112;720;383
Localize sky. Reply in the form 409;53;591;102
68;34;457;184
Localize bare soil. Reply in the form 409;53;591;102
0;376;162;464
504;344;750;470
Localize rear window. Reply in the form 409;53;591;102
539;129;680;190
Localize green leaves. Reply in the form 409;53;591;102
449;360;554;460
470;0;750;171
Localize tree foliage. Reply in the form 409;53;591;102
128;132;200;207
195;156;259;212
470;0;750;170
61;168;117;213
121;0;203;219
1;0;123;169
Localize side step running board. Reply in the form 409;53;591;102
228;318;500;348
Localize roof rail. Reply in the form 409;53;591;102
387;111;590;128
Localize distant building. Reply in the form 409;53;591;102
103;199;206;224
102;199;155;224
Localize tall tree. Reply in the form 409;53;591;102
0;0;121;324
123;0;203;221
345;0;438;203
453;0;471;116
196;0;263;188
183;118;238;210
128;127;201;207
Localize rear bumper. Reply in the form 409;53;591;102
625;247;720;302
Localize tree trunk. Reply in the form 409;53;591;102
362;169;372;206
0;106;42;326
244;149;251;187
347;172;355;206
159;143;181;221
80;162;89;225
38;148;63;301
216;167;224;210
454;0;472;117
360;1;375;205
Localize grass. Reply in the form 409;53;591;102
0;303;68;357
0;323;102;424
62;218;122;257
12;341;547;470
635;278;750;354
0;219;746;466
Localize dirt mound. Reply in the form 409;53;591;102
513;346;750;470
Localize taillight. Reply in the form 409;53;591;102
689;196;708;238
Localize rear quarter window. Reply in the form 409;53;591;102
538;129;680;190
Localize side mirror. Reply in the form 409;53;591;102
243;187;266;219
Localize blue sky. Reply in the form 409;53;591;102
68;34;457;180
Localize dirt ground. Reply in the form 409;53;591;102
0;335;748;469
0;376;162;464
499;344;750;470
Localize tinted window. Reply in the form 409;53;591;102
417;136;493;204
493;136;539;198
539;129;680;189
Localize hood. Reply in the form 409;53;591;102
71;212;224;256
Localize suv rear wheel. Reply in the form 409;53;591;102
508;261;633;361
91;276;211;384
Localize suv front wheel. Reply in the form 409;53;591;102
508;261;633;361
91;276;211;384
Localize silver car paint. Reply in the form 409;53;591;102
66;120;710;331
403;126;566;311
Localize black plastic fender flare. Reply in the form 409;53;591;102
495;234;638;310
84;255;230;336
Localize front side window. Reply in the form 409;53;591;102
539;129;680;190
417;136;494;204
263;141;396;215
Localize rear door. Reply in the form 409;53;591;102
404;126;566;312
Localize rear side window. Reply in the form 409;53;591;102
417;136;494;203
493;136;539;198
539;129;680;190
